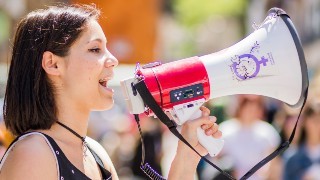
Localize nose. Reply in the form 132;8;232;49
105;51;119;68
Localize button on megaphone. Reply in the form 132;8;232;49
121;8;309;157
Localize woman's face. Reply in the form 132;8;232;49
57;19;118;111
305;113;320;138
237;95;264;121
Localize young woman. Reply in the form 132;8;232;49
0;4;222;180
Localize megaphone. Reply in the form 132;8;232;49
121;8;308;157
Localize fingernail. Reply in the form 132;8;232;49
210;116;217;122
206;129;213;135
214;131;222;138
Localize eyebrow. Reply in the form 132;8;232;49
87;38;107;44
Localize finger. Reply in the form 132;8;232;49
201;116;217;130
201;124;208;129
190;108;215;128
201;122;211;130
211;123;219;133
195;117;211;129
205;123;219;135
192;113;211;128
210;116;217;123
212;130;222;139
200;106;210;116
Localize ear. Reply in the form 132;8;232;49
42;51;61;76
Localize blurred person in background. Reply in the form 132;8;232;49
0;98;4;158
217;95;280;180
283;100;320;180
0;105;6;158
266;104;302;179
0;4;223;180
276;105;302;163
0;98;13;158
283;71;320;180
0;128;6;158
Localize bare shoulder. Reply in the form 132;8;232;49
0;134;57;179
86;137;119;179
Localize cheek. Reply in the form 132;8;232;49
63;52;105;94
70;59;100;82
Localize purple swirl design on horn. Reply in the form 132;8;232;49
231;54;268;80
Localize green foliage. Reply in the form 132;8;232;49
173;0;247;28
0;11;10;44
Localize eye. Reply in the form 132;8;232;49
89;48;101;53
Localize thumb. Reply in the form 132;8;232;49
188;106;212;127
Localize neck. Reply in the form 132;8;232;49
57;111;89;139
238;116;257;127
55;96;91;138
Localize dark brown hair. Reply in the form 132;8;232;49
3;4;100;135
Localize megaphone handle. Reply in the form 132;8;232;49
190;110;225;157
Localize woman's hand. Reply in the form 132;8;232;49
168;106;222;179
178;106;222;157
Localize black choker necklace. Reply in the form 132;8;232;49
56;121;86;142
56;121;88;156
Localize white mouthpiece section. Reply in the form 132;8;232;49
120;77;145;114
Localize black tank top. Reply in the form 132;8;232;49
0;132;112;180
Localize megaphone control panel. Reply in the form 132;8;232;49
170;83;204;103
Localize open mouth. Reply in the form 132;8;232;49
99;79;107;87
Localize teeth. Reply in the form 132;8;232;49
99;78;109;88
99;77;112;82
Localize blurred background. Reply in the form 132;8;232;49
0;0;320;179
